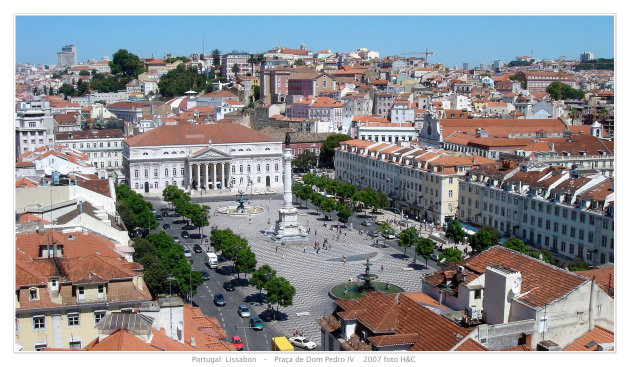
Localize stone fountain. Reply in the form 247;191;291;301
217;190;264;215
329;258;404;300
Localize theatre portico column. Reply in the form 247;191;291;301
213;163;217;190
196;163;201;192
188;163;193;190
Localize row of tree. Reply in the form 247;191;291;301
133;232;204;299
116;184;158;231
443;220;590;270
158;63;213;98
162;185;210;238
292;182;353;222
210;229;296;318
115;185;203;299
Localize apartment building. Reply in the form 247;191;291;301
15;100;56;157
458;161;614;265
15;230;152;351
422;246;614;350
335;140;493;225
55;129;125;172
220;53;253;80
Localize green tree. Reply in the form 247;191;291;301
376;191;389;210
336;183;357;202
212;49;221;68
439;247;463;263
59;83;74;99
292;150;319;172
567;258;590;271
234;246;257;279
310;192;323;213
397;228;418;257
291;182;304;205
320;197;336;219
104;119;124;132
79;70;90;76
568;107;580;124
109;49;145;78
508;74;527;89
469;226;501;253
297;185;313;208
116;201;135;231
293;59;305;66
319;134;352;168
231;63;240;79
445;220;466;245
266;276;296;320
416;237;435;266
253;85;260;101
250;265;277;303
530;249;555;265
502;237;530;255
158;64;211;98
190;204;210;239
134;209;158;230
546;82;585;100
335;203;353;223
597;108;609;122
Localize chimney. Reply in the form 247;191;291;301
53;243;58;258
79;201;83;214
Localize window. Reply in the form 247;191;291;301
569;243;575;254
155;182;158;189
67;313;80;327
562;225;567;235
275;163;279;171
448;190;453;198
257;164;261;172
266;164;270;172
448;177;453;184
69;340;82;350
29;288;38;301
588;232;593;242
474;289;482;299
602;236;607;248
570;227;576;238
589;215;595;225
164;168;168;177
33;316;45;330
34;343;47;351
578;229;584;240
98;285;105;299
181;168;185;176
154;169;158;177
144;169;148;178
94;311;106;325
173;168;177;176
275;176;279;183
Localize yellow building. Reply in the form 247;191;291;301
15;231;152;351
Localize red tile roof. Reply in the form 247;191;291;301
454;338;488;351
576;267;614;298
425;246;589;308
563;326;614;351
125;124;278;147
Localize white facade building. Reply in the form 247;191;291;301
15;100;56;157
123;124;284;195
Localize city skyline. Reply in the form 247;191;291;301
16;15;614;67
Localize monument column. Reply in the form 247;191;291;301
273;148;308;242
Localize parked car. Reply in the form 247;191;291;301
161;211;170;217
200;270;210;281
182;224;196;231
181;231;190;238
156;214;162;220
172;236;180;243
237;305;251;318
430;253;440;262
231;336;243;351
253;190;262;195
382;232;396;239
223;281;235;291
367;229;379;237
289;336;316;350
214;293;226;306
193;244;203;253
361;221;372;226
151;208;156;214
375;219;385;225
162;223;171;230
184;248;192;258
249;317;263;330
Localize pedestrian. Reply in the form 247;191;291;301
275;246;278;252
315;229;317;235
316;247;319;254
381;265;384;272
303;246;306;253
344;232;347;237
282;253;285;259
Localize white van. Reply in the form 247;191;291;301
205;252;218;268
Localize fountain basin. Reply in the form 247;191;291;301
329;281;404;300
217;206;265;215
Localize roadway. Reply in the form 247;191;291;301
146;199;284;351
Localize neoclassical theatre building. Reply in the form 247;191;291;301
123;124;284;195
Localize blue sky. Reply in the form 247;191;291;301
15;15;614;67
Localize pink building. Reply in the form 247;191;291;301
286;96;343;131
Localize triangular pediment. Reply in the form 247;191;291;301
190;147;231;160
